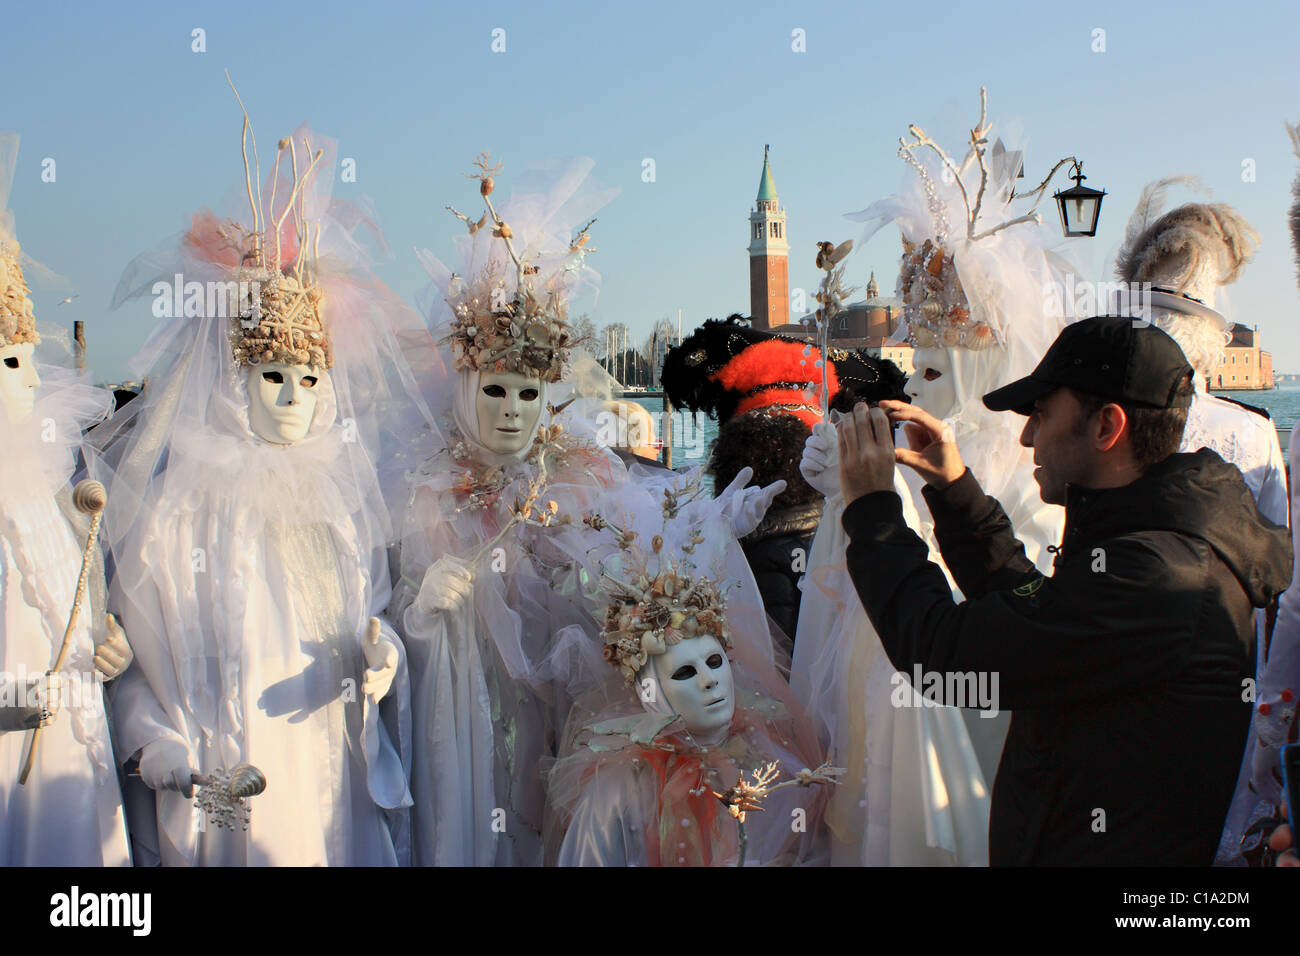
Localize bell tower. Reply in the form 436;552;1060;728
748;145;789;331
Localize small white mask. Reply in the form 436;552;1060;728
905;346;958;420
651;634;735;744
0;343;40;424
246;361;321;444
475;369;544;455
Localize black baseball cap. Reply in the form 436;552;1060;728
983;316;1194;416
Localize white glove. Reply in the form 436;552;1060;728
138;739;197;797
361;617;399;701
799;421;841;497
93;612;133;681
719;466;787;539
415;555;474;617
0;675;56;731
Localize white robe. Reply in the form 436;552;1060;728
0;490;130;866
112;495;412;867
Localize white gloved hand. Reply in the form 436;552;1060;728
138;739;197;798
799;421;841;497
93;613;133;681
415;555;474;617
361;617;399;701
718;466;787;539
0;676;53;731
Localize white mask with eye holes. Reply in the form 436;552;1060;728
245;361;321;444
475;369;544;456
904;346;958;421
646;634;735;747
0;343;41;425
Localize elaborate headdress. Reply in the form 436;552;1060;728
661;315;903;429
440;153;595;383
858;88;1070;355
587;473;732;684
0;133;39;348
192;82;333;370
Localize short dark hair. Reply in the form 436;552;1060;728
709;409;822;510
1069;374;1194;469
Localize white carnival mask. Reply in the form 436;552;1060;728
475;369;544;455
650;634;735;745
0;343;40;425
245;361;321;444
905;346;958;420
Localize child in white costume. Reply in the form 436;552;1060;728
0;132;132;865
102;117;419;866
793;91;1071;865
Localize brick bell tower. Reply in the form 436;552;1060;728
748;145;789;331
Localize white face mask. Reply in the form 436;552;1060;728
475;370;544;455
651;635;735;743
0;343;40;424
245;361;321;444
905;346;958;420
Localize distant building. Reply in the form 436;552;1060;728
1210;323;1274;391
748;146;789;331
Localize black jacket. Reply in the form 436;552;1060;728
842;449;1292;866
742;500;823;647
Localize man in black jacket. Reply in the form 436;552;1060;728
836;317;1292;865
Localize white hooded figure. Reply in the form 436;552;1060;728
0;132;132;865
101;122;416;866
792;92;1071;865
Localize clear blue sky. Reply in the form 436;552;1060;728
5;0;1299;380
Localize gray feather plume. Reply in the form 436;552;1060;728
1115;176;1258;295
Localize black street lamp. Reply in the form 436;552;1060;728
1054;160;1106;238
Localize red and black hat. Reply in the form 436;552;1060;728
660;314;906;429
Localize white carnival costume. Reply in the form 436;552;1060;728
1212;128;1300;865
546;472;835;866
391;154;633;866
793;91;1071;865
0;132;131;865
103;117;416;866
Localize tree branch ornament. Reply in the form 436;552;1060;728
223;73;332;371
812;240;854;417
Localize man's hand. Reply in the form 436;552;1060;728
361;617;399;701
93;613;132;681
837;403;898;505
879;399;966;489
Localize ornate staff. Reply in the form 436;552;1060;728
18;479;106;785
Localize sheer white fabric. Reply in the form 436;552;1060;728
0;367;128;866
99;126;419;865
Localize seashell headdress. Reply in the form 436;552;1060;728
887;89;1065;352
217;83;332;371
0;133;38;349
441;153;594;384
587;474;732;685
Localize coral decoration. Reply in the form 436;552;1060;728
218;77;332;371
